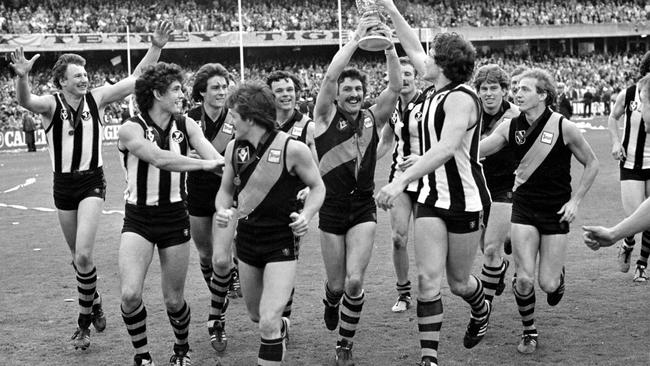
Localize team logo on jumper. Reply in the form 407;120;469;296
540;131;554;145
222;123;234;134
171;130;185;144
81;111;91;121
146;127;156;142
515;130;526;145
268;149;281;164
60;109;69;121
291;126;303;137
390;111;398;126
237;146;250;162
337;120;348;131
414;111;423;122
363;116;373;129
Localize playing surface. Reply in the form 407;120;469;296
2;119;649;365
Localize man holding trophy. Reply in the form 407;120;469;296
313;10;401;366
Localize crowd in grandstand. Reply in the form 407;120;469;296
0;50;643;131
1;0;649;34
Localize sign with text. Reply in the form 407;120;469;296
0;125;120;151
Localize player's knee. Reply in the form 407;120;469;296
448;278;471;297
538;277;559;294
258;313;280;337
74;253;93;269
392;231;408;250
163;294;185;312
121;288;143;310
417;273;442;297
345;276;363;296
483;239;502;260
212;255;232;274
515;275;535;294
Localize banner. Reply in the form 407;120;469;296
0;125;120;151
0;24;642;53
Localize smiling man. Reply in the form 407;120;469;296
313;17;401;366
480;68;599;355
10;21;173;351
185;63;238;355
474;64;519;310
117;62;224;366
213;81;325;365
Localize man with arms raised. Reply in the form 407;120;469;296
314;17;401;365
9;22;173;350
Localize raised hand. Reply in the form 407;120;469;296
10;47;41;78
151;20;174;48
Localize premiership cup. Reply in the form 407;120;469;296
355;0;393;52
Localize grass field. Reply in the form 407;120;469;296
1;119;650;365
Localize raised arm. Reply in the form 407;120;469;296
92;21;174;107
119;121;221;173
607;90;626;161
313;17;378;130
378;0;427;75
10;47;55;122
370;45;402;129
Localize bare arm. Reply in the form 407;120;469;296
480;119;510;157
215;142;236;211
565;120;599;204
10;48;55;125
186;116;221;160
557;120;599;223
607;91;626;160
369;46;402;129
92;21;174;108
377;122;395;160
286;140;326;236
305;121;319;163
313;17;378;133
118;121;220;172
377;0;427;74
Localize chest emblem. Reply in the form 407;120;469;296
171;130;185;144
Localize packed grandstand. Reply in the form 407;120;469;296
0;0;648;133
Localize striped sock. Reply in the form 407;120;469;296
636;231;650;267
339;291;365;340
625;236;636;248
76;266;97;328
396;280;412;297
462;275;488;319
480;261;504;303
122;301;148;356
417;295;443;364
209;270;232;322
513;285;536;335
167;301;191;348
257;336;284;365
200;263;213;287
282;288;295;319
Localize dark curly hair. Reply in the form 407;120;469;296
52;53;86;89
431;32;476;84
191;63;230;102
520;68;557;107
135;62;184;113
639;51;650;78
473;64;510;90
226;80;277;130
337;67;367;96
266;70;303;92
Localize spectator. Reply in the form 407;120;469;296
22;110;37;152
